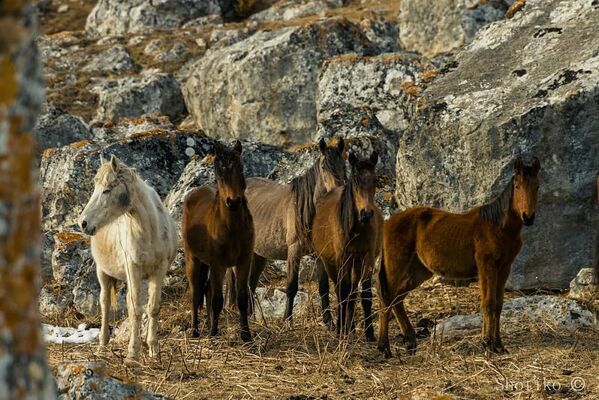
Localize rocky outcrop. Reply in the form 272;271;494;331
395;0;599;289
93;70;186;122
249;0;332;23
56;363;166;399
41;129;210;232
568;268;598;303
86;0;231;36
317;53;425;176
434;295;598;340
82;45;134;74
34;104;92;152
183;18;381;145
398;0;510;57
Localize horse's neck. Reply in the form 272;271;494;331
124;178;157;240
502;208;523;236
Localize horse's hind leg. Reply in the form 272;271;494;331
317;259;334;331
248;254;266;316
208;266;225;337
284;243;302;321
96;269;115;352
187;256;206;338
147;270;165;358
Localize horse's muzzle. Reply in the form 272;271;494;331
226;197;242;211
522;212;535;226
359;209;374;224
80;220;97;236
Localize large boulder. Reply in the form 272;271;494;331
86;0;231;36
93;70;186;123
41;129;210;232
33;104;92;152
182;18;381;145
395;0;599;289
317;53;425;176
398;0;510;57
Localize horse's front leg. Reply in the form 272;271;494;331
235;256;253;342
284;243;302;321
146;269;165;358
492;264;512;354
317;259;334;331
96;269;114;353
477;256;504;354
208;266;225;337
359;256;376;342
125;266;144;362
336;267;352;336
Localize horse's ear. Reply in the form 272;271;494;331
212;141;223;157
336;137;345;153
233;140;242;154
531;157;541;175
100;154;106;164
348;152;358;167
110;155;120;173
318;138;327;154
514;156;524;175
370;151;379;166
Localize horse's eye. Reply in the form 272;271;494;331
103;189;111;194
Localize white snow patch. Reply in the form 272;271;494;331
43;323;100;344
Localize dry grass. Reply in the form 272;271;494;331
45;277;599;399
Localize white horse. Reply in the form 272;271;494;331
79;155;177;361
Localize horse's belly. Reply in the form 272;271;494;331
417;243;477;279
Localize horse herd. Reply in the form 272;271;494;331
78;138;543;363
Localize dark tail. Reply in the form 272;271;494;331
378;254;390;307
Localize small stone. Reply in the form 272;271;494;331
57;4;69;13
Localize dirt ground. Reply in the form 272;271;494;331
45;279;599;399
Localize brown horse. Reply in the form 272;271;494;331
242;138;347;320
378;157;540;357
311;151;382;339
183;140;254;342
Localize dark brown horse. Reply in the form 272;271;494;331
183;140;254;342
242;138;347;320
378;157;540;357
311;151;382;339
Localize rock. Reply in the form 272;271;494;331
34;104;92;152
41;129;210;232
82;45;133;74
181;13;223;28
254;288;309;319
359;18;401;53
56;362;166;399
51;232;100;318
41;231;55;282
165;139;288;226
93;70;186;122
90;115;178;142
57;4;69;13
86;0;230;36
39;287;70;317
183;18;380;145
398;0;509;57
209;27;254;49
317;53;425;176
568;268;598;303
249;0;332;23
434;295;598;339
395;0;599;289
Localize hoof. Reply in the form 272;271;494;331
403;336;417;355
377;343;392;359
365;331;376;343
482;338;508;354
148;343;159;358
191;329;200;338
96;345;109;356
241;330;253;343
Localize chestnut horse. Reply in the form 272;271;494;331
242;138;347;320
183;140;254;342
378;157;540;357
311;151;382;339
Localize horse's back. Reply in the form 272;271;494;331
386;206;478;279
246;177;292;260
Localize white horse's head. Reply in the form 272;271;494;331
79;155;134;236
